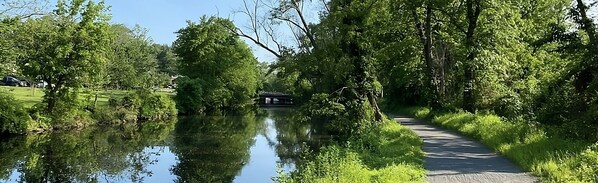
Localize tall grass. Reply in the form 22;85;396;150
396;106;598;183
274;118;426;183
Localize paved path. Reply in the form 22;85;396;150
395;116;539;183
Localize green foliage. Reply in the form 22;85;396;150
275;120;426;183
173;16;260;114
155;44;179;76
95;91;177;124
0;93;34;134
0;18;20;76
174;78;206;114
15;0;111;121
299;93;376;139
137;91;177;121
105;24;166;90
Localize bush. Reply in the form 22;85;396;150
94;91;177;124
275;120;426;183
175;78;206;115
0;93;34;134
138;93;177;121
175;76;256;115
299;93;376;139
93;106;138;125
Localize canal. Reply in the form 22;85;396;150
0;109;330;183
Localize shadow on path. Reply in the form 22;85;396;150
395;117;539;183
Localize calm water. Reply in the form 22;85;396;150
0;109;329;183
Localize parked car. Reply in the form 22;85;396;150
0;76;25;87
36;81;49;88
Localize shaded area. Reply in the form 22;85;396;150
396;117;539;183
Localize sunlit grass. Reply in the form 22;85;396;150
275;118;426;183
0;86;174;108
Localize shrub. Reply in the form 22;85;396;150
93;106;138;125
299;93;377;139
95;91;177;124
0;93;34;134
138;93;177;121
175;78;206;115
275;120;426;183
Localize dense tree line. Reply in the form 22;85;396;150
239;0;598;140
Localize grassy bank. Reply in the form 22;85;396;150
0;86;174;108
275;117;426;183
0;86;177;134
388;105;598;183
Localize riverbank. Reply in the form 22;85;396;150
386;105;598;183
0;86;177;134
275;117;426;183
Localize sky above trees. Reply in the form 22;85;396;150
103;0;310;63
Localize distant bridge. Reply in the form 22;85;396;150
258;92;294;106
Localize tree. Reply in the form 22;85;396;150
155;44;178;76
173;16;260;114
105;24;161;90
0;18;20;76
17;0;110;116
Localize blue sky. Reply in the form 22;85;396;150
103;0;279;62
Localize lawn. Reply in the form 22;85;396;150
0;86;174;108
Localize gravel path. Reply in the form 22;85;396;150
395;116;539;183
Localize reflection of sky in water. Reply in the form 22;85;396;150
91;147;179;183
235;118;294;183
1;111;299;183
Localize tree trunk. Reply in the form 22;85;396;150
368;91;384;121
572;0;597;94
463;0;481;113
93;92;98;111
46;88;57;113
412;5;441;108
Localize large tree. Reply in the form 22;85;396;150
173;16;260;114
17;0;110;116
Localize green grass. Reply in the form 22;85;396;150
390;105;598;183
0;86;174;108
275;118;426;183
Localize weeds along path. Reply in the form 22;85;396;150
395;116;539;183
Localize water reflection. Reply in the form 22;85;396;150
171;113;261;183
266;109;332;167
0;109;330;183
0;122;175;183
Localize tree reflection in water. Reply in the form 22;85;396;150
262;109;333;167
170;113;261;183
0;109;332;183
0;121;175;183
